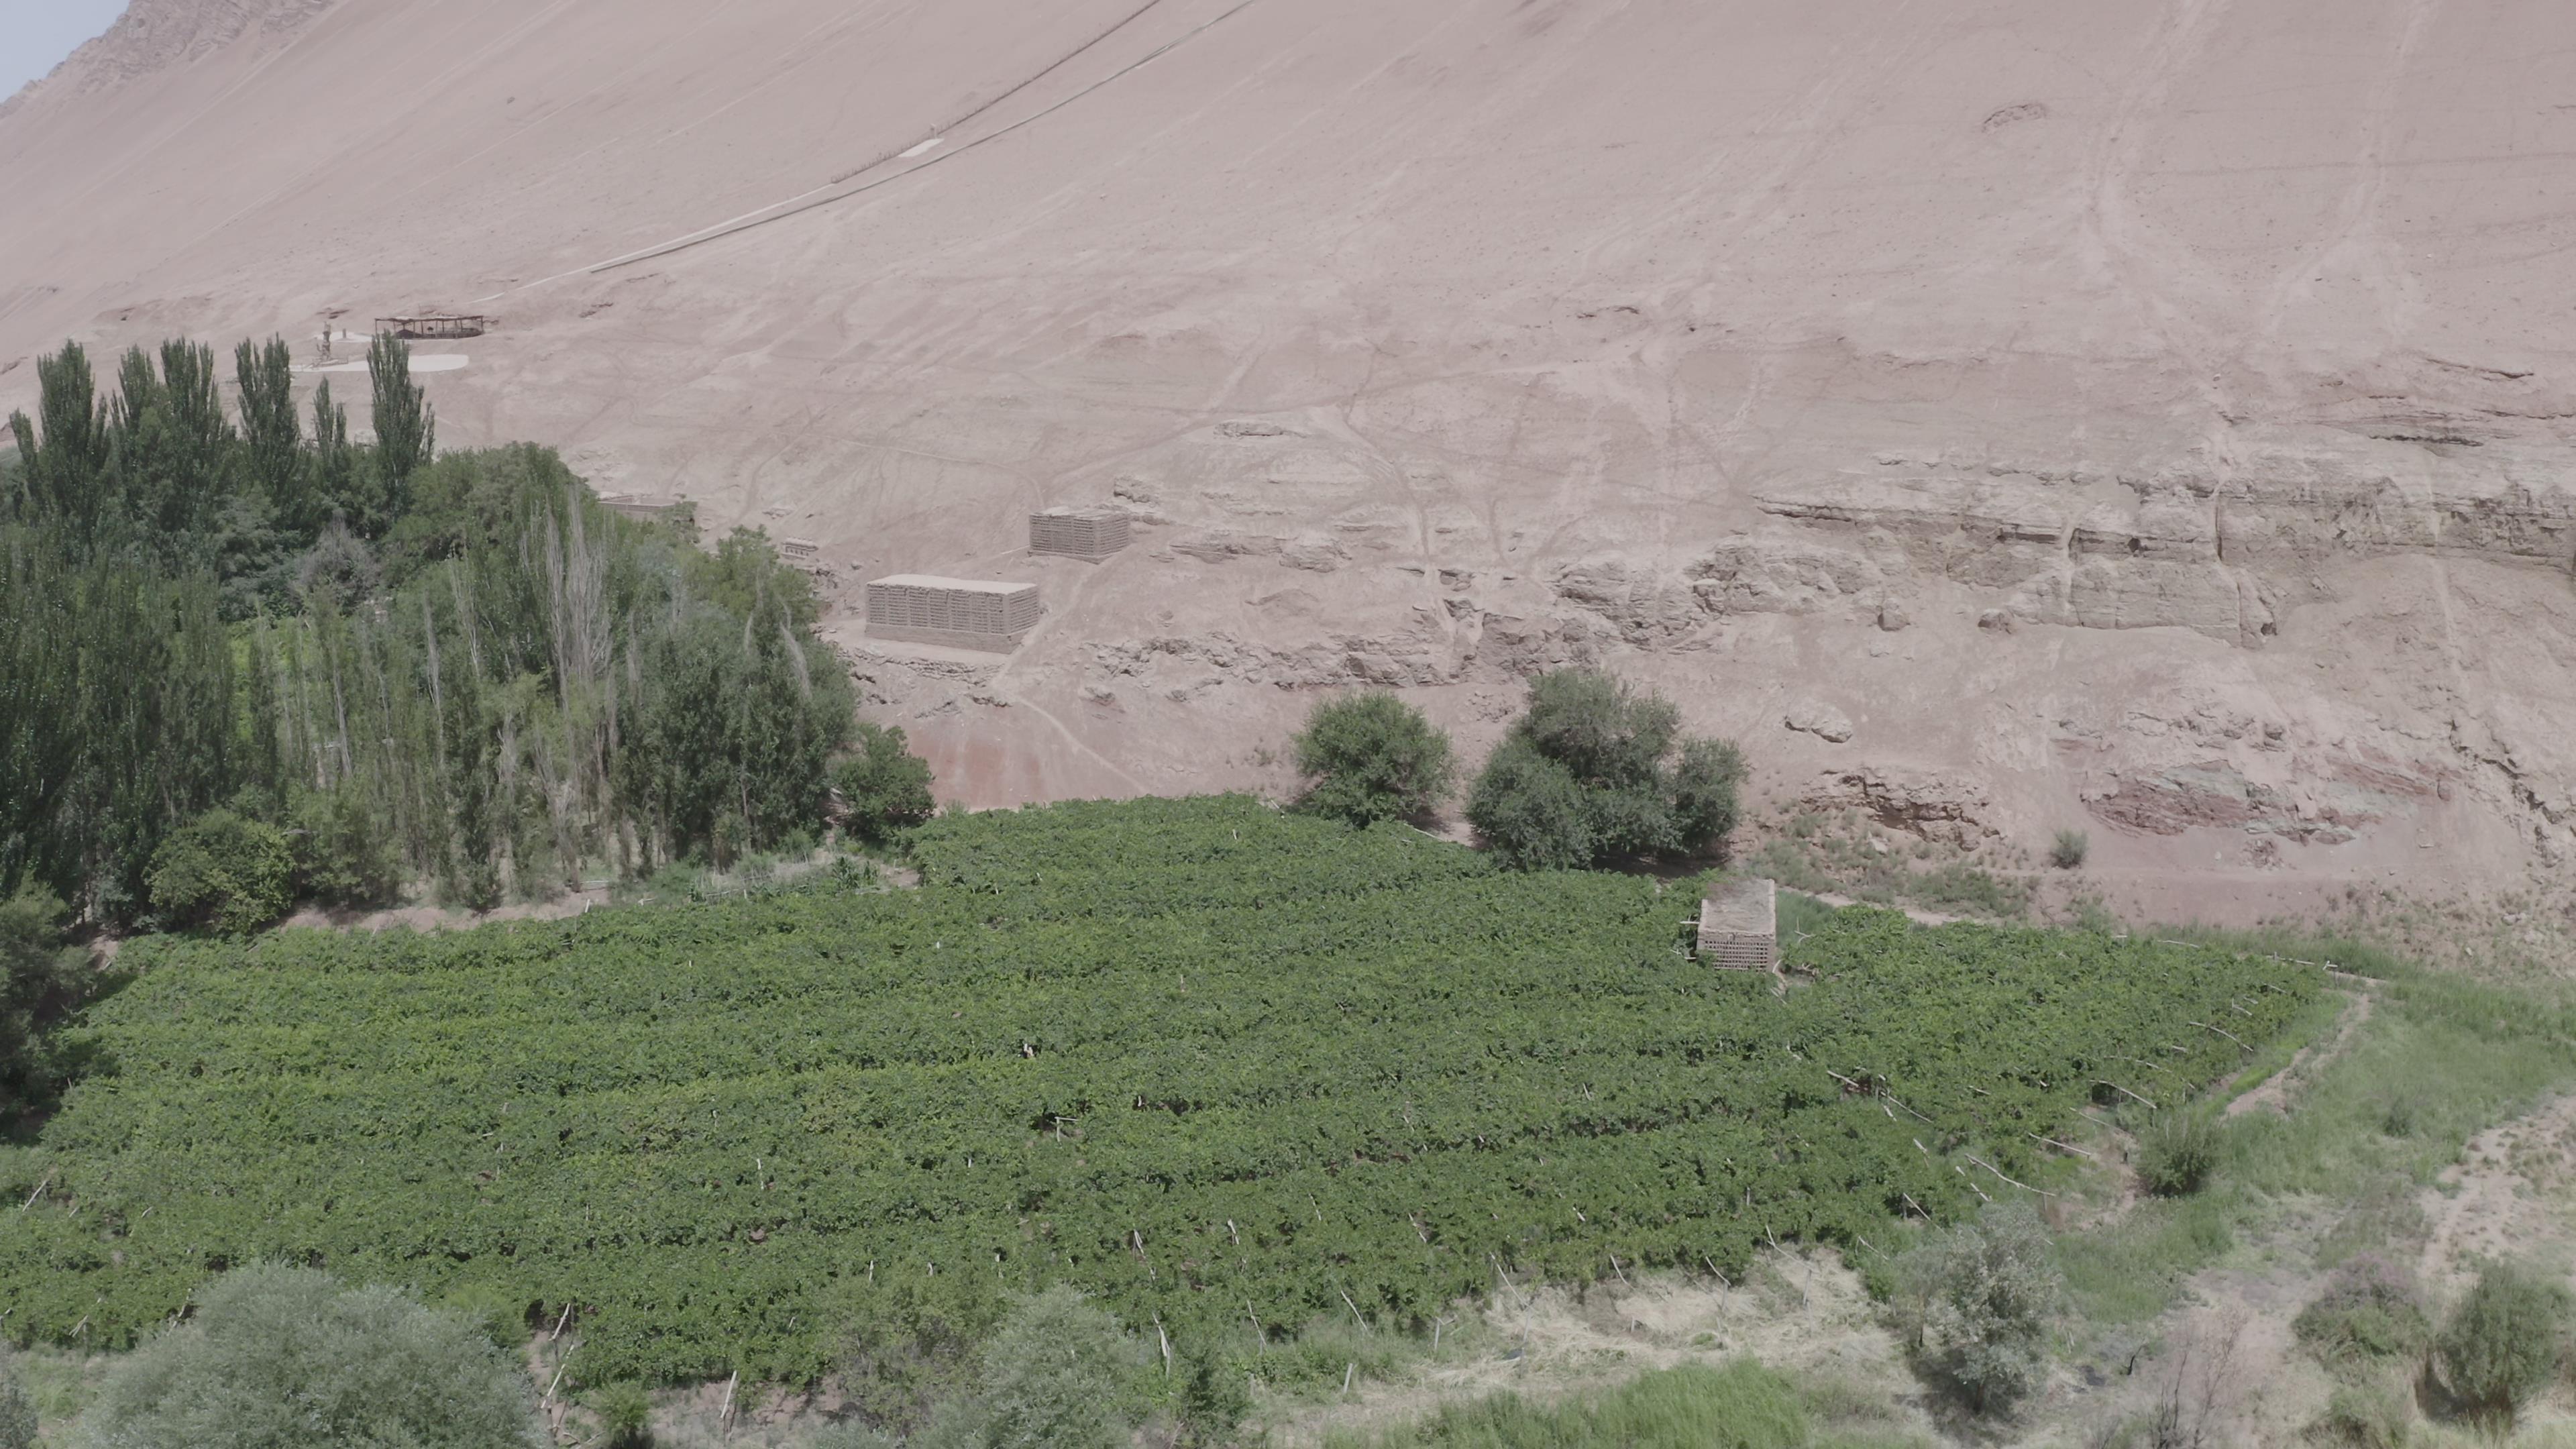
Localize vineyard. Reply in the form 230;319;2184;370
0;796;2314;1385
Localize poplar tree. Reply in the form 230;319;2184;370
309;378;360;525
235;336;307;534
368;332;433;514
7;341;107;538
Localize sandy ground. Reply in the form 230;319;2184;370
6;0;2576;929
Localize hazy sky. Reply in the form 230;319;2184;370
1;0;128;98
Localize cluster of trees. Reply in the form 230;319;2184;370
1;334;932;938
1288;668;1746;868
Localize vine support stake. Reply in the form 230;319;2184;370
1338;1285;1371;1334
2094;1080;2158;1110
1966;1153;2055;1197
20;1172;52;1211
2190;1020;2249;1051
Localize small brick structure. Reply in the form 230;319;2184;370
1028;507;1132;562
865;575;1041;653
1697;877;1779;971
593;494;698;543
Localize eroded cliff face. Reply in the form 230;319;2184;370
5;0;2575;916
963;405;2573;881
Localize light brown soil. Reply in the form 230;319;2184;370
7;0;2576;931
2418;1093;2576;1295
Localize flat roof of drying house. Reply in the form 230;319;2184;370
869;575;1035;594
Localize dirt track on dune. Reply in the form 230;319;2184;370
7;0;2576;921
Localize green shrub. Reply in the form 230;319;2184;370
2294;1256;2431;1367
2432;1262;2573;1426
1462;737;1597;870
2313;1380;2410;1449
594;1382;651;1447
1258;1318;1409;1392
833;723;936;843
287;786;404;909
1465;669;1745;869
147;810;292;934
2136;1110;2220;1197
1320;1361;1808;1448
1890;1203;2062;1415
1291;692;1455;826
74;1263;545;1448
929;1285;1142;1449
0;1353;34;1449
2049;830;2090;869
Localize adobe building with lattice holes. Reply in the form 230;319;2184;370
1698;877;1778;971
864;576;1041;653
1028;507;1131;561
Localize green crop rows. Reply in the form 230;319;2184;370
0;796;2314;1384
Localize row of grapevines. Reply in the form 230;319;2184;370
0;796;2314;1384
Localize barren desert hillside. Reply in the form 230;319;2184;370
4;0;2573;919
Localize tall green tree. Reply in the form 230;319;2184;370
6;341;107;537
109;339;239;553
309;378;363;526
0;888;82;1118
234;336;309;532
4;333;873;921
369;332;434;514
1465;669;1746;870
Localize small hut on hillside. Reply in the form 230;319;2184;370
1697;877;1778;971
376;314;490;340
865;575;1041;653
1029;507;1132;562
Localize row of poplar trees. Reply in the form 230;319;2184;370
2;335;859;922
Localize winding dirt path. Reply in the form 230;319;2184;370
2226;984;2375;1120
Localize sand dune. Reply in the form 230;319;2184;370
5;0;2573;917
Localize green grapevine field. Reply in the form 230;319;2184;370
0;796;2314;1384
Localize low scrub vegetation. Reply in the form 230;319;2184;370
2294;1256;2432;1368
2432;1262;2573;1428
1320;1362;1814;1449
74;1264;545;1448
1888;1203;2063;1415
2135;1110;2222;1197
0;1356;31;1449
